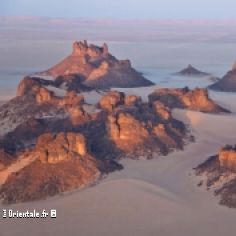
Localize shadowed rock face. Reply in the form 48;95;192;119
174;64;210;76
195;145;236;208
40;41;154;89
149;87;228;113
209;62;236;92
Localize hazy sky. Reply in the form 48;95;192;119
1;0;236;19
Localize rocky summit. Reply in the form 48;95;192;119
39;40;154;89
209;62;236;92
195;145;236;208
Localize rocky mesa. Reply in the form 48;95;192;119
39;40;154;89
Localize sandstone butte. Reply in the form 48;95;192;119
209;61;236;92
38;40;154;89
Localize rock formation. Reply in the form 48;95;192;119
174;64;210;76
0;49;230;203
40;41;154;89
195;145;236;208
209;62;236;92
149;87;228;113
0;131;122;204
98;91;187;157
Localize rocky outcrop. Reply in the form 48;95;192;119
0;131;122;204
174;64;210;76
40;41;154;89
209;62;236;92
195;145;236;208
97;91;188;157
149;87;228;113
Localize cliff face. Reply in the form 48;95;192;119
40;41;154;89
209;62;236;92
149;87;228;113
195;145;236;208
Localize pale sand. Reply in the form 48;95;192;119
1;92;236;235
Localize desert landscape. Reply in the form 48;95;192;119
1;0;236;235
0;40;236;235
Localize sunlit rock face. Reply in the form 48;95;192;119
108;113;149;151
40;41;154;89
36;132;87;164
219;146;236;172
209;62;236;92
149;87;228;113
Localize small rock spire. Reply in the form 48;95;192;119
102;43;109;56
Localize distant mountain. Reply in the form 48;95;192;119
174;64;210;76
209;62;236;92
39;40;154;89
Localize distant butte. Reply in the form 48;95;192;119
174;64;210;76
209;62;236;92
39;40;154;89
